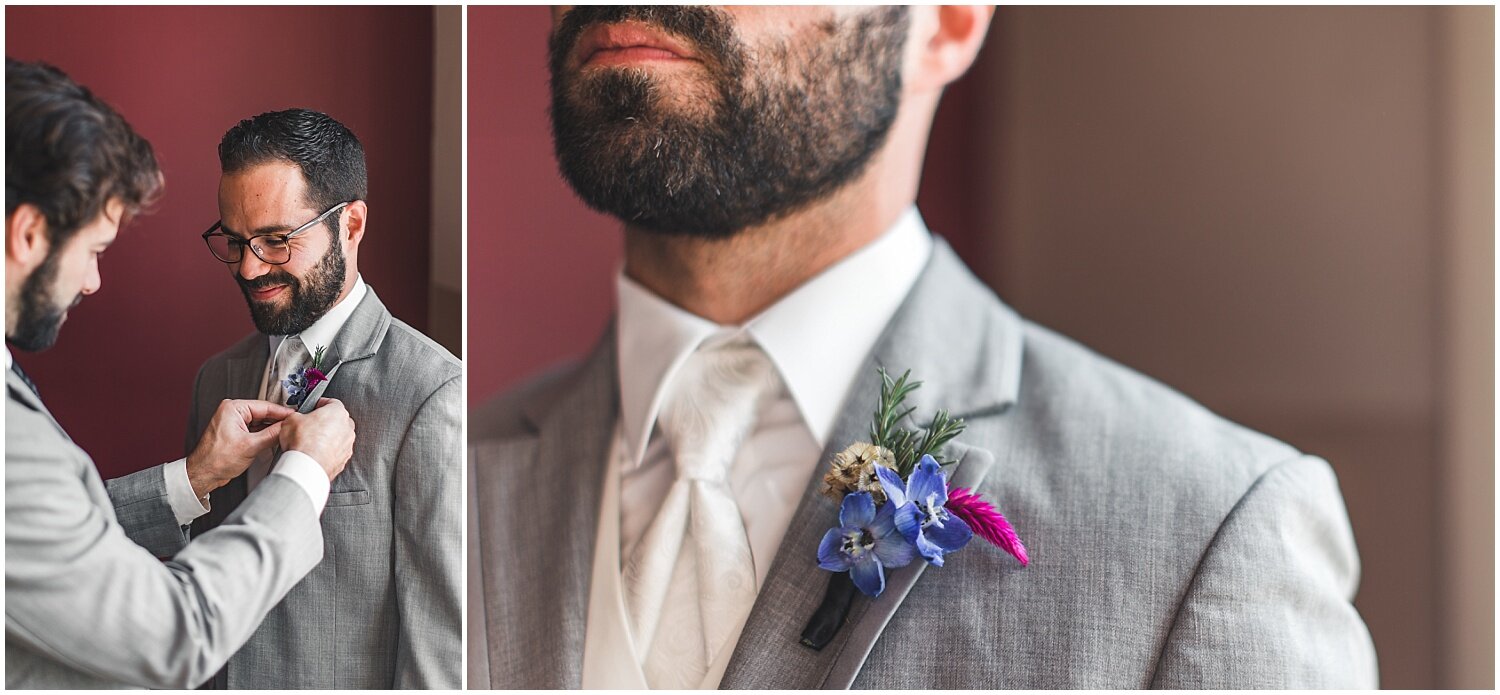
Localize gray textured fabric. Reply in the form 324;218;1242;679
111;287;463;689
5;369;323;689
106;462;188;558
468;239;1378;689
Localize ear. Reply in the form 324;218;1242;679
5;203;52;272
342;200;368;251
905;6;995;94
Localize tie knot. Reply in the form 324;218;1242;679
657;340;778;484
276;336;311;372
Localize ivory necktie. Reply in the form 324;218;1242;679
623;339;778;689
262;336;311;406
250;336;310;487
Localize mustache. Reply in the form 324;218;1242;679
549;5;741;74
236;270;299;293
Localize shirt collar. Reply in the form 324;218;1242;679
268;274;368;359
615;206;933;468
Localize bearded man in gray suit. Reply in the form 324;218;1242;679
469;5;1379;689
5;59;357;689
107;109;463;688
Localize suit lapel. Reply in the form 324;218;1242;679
720;239;1026;689
191;340;270;537
472;329;617;688
6;368;69;440
318;286;392;375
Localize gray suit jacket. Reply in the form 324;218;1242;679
468;239;1379;688
108;287;463;689
5;366;323;689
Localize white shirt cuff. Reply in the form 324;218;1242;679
164;457;210;526
271;450;331;515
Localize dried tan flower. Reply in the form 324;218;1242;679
821;442;896;503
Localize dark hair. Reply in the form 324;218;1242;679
5;58;163;247
218;108;366;230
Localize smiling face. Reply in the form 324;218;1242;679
217;161;349;336
547;5;910;238
6;200;121;351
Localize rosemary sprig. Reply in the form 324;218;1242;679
869;368;919;449
868;367;967;477
310;344;328;371
916;409;966;467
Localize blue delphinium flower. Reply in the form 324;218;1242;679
282;369;309;407
877;455;973;567
817;491;917;596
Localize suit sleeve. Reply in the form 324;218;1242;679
4;403;324;689
103;464;188;557
390;374;464;689
1150;456;1379;688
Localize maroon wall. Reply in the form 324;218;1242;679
467;6;993;407
6;6;434;478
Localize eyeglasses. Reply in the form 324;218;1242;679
201;201;349;265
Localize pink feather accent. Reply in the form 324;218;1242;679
946;487;1028;566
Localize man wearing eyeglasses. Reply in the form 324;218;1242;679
107;109;462;688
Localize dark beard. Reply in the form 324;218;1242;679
235;235;346;336
548;6;908;239
7;249;79;352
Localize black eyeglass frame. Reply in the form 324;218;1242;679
201;201;351;265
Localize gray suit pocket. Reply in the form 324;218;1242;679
325;490;371;507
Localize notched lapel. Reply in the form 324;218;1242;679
319;287;393;372
721;239;1025;689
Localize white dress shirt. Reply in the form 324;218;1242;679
163;275;369;524
582;207;934;688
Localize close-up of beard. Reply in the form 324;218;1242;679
235;230;346;336
548;5;909;239
8;250;81;352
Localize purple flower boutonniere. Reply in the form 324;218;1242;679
282;344;329;408
801;368;1027;650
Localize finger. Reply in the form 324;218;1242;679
313;397;345;411
240;400;295;423
249;421;283;447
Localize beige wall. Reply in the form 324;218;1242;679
979;7;1493;688
1436;6;1494;688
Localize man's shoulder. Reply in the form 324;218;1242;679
468;360;585;446
1009;318;1303;496
378;317;463;385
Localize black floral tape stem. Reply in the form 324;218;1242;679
799;572;858;651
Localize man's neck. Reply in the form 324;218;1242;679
622;178;911;326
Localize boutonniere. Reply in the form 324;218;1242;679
801;368;1027;649
282;344;330;408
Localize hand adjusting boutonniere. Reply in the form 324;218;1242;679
801;368;1028;650
282;344;330;408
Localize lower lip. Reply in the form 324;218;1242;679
251;285;287;301
584;46;690;67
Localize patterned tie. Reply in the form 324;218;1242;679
623;339;779;689
249;336;310;488
262;336;310;406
